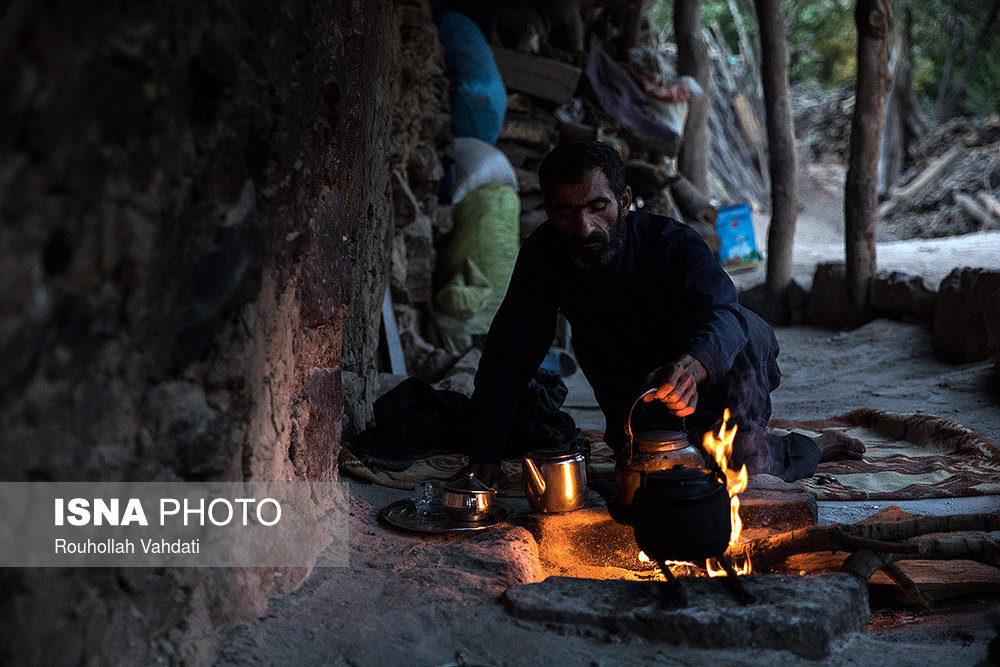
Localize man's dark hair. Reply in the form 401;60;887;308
538;141;626;201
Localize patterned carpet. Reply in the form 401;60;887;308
340;410;1000;502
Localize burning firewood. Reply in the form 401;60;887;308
727;511;1000;608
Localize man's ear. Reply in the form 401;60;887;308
621;185;633;211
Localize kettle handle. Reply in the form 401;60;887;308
624;387;689;460
623;387;658;460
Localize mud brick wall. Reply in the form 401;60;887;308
0;1;399;662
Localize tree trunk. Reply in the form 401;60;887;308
675;0;711;192
934;18;963;119
622;0;644;53
754;0;797;324
878;7;913;195
939;0;1000;120
844;0;891;327
878;6;925;193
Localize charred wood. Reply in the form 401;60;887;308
881;562;936;610
841;536;1000;584
728;511;1000;572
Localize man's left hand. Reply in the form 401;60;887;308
642;354;708;417
456;462;506;490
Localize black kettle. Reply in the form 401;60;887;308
592;464;732;563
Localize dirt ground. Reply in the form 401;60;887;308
211;163;1000;666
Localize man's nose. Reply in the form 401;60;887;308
570;210;599;238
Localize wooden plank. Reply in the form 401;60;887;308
956;192;994;227
978;191;1000;218
890;145;963;203
732;94;764;145
492;47;582;105
773;506;1000;602
498;112;557;148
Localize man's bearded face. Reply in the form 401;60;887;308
545;168;632;271
565;205;626;270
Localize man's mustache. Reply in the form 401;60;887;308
570;232;608;248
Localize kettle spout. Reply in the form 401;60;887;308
589;476;633;526
523;457;546;496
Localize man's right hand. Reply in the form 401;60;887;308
642;354;708;418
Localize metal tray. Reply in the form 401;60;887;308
379;498;514;534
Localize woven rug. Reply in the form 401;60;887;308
340;410;1000;502
770;409;1000;501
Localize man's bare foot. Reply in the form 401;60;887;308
815;431;866;462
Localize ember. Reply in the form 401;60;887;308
639;551;702;578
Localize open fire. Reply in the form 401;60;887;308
638;408;752;577
704;409;751;576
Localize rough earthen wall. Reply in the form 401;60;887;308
0;1;397;662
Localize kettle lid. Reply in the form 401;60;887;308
445;473;495;494
633;429;689;450
525;447;584;462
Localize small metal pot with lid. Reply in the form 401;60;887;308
443;473;496;523
615;388;706;506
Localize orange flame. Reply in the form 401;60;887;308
639;551;701;578
701;409;751;576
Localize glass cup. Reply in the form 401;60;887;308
413;480;446;518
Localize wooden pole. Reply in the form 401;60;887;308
674;0;711;193
844;0;892;327
754;0;797;324
939;0;1000;120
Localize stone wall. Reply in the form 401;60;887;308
933;268;1000;364
0;1;398;663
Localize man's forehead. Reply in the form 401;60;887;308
547;168;615;206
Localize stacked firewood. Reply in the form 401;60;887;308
793;84;1000;242
879;115;1000;241
793;84;856;163
731;506;1000;609
494;34;772;254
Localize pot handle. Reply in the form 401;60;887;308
623;387;658;460
624;387;689;460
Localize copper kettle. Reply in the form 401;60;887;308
614;388;706;506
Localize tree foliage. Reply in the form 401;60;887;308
650;0;999;116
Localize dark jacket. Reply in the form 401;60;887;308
468;211;815;478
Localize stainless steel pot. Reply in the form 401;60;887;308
443;473;496;522
522;447;587;513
